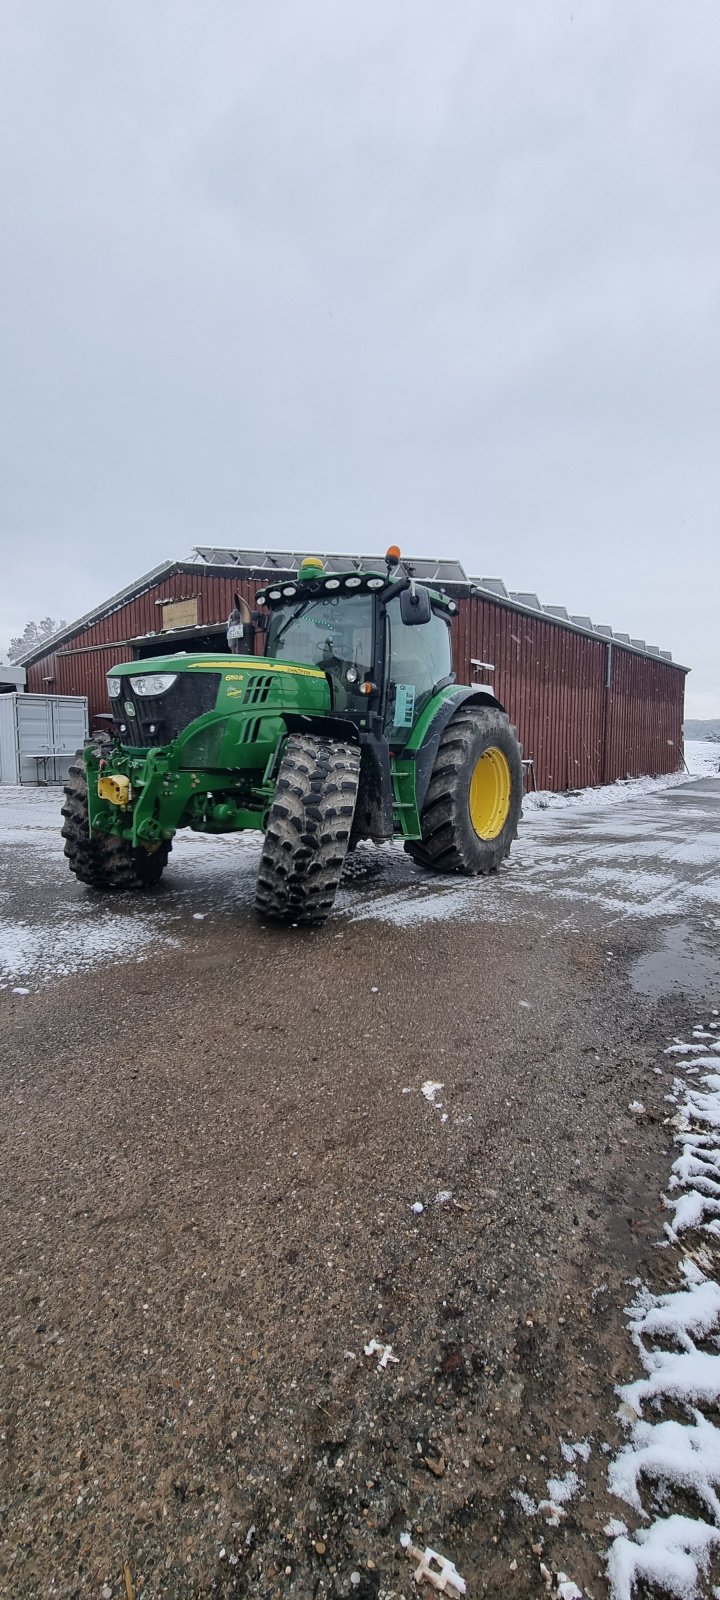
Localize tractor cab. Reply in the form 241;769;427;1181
238;551;460;750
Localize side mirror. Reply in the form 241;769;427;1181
399;584;432;625
227;592;254;654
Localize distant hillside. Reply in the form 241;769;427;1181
685;720;720;740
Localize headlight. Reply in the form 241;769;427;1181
107;677;122;699
128;674;178;697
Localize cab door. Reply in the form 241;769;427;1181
383;597;453;747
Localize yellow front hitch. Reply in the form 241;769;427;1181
98;773;131;808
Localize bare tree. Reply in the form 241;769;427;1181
8;617;66;663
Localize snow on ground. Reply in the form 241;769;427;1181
0;743;717;985
607;1013;720;1600
512;1462;584;1530
0;784;260;988
347;745;720;931
0;907;179;986
523;741;719;816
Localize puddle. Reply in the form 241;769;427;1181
631;922;720;999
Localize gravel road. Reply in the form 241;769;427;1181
1;771;719;1599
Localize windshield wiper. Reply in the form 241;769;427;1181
270;597;315;648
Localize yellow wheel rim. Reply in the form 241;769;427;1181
469;746;512;840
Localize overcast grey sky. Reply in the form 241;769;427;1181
1;2;718;713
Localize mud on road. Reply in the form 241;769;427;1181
1;776;719;1598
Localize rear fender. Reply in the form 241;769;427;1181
410;688;507;814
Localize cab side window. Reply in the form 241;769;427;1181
384;597;452;745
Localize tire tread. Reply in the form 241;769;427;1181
406;707;523;876
255;736;360;925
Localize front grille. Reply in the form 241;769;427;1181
112;673;221;747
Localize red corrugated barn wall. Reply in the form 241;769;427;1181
25;566;686;792
454;595;685;787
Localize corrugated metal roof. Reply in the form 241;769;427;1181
193;548;683;665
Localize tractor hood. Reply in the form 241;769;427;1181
107;653;331;748
107;651;328;679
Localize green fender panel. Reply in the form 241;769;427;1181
406;687;507;815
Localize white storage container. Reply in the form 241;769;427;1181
0;693;88;784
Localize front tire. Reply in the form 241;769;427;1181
255;735;360;925
61;755;171;890
405;706;522;875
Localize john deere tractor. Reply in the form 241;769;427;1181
61;551;523;924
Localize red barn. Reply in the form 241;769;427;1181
20;547;687;792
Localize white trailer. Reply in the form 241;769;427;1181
0;692;88;785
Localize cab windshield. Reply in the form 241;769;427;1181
265;594;373;683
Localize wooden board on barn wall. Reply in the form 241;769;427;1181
161;597;199;630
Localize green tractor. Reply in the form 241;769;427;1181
62;551;523;925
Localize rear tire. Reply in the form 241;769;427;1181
61;755;171;890
255;735;360;925
405;706;522;875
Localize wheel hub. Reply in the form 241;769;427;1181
469;746;512;839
